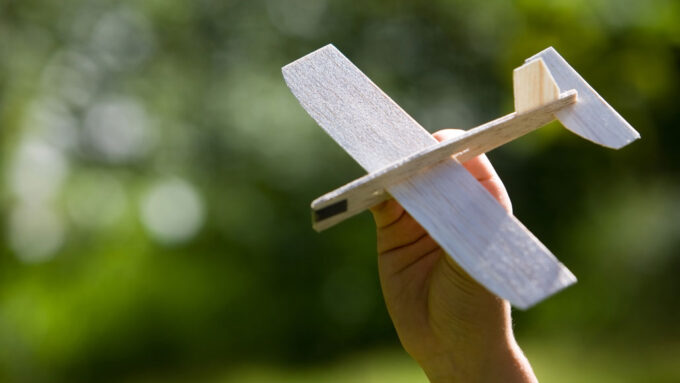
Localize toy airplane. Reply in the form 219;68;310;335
282;45;639;309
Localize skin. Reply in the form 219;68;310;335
370;129;538;383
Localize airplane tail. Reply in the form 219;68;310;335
517;47;640;149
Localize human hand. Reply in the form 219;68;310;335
371;129;537;382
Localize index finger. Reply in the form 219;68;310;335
433;129;512;213
432;129;498;182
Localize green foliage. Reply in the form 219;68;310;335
0;0;678;381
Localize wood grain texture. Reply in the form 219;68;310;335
311;91;577;231
528;47;640;149
390;162;576;309
282;45;433;172
513;58;559;113
283;44;576;309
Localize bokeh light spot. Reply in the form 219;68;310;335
8;204;65;263
23;97;79;151
89;6;155;70
40;49;100;108
8;139;69;204
83;98;156;164
140;178;205;245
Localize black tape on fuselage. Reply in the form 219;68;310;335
313;200;348;222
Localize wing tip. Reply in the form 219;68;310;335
281;43;338;73
514;267;578;310
556;115;642;150
282;43;340;93
608;131;642;150
526;46;558;63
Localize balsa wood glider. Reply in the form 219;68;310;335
282;45;639;309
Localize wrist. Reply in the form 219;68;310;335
416;300;537;383
420;337;536;383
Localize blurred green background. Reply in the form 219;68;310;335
1;0;679;382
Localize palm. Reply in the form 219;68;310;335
370;129;520;379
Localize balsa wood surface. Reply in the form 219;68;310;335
283;44;576;309
311;91;577;231
283;45;434;172
513;58;559;113
529;47;640;149
390;162;576;309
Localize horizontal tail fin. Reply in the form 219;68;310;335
527;47;640;149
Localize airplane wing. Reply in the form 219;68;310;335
282;45;576;309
